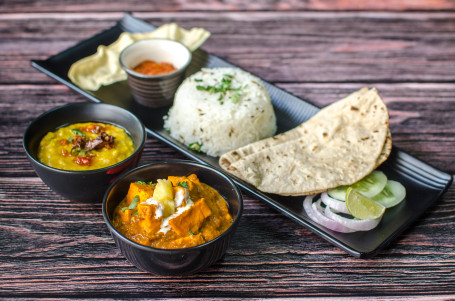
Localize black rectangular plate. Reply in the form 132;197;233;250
32;13;453;258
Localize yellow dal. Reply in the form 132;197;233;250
37;122;134;171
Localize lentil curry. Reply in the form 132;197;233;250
113;174;233;249
37;122;134;171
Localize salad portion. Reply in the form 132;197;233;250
304;171;406;233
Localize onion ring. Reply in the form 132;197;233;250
324;205;382;231
303;195;356;233
321;192;350;214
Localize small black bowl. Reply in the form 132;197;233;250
102;160;243;275
23;102;146;202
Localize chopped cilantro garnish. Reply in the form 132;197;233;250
71;129;85;137
195;74;243;104
135;180;153;185
231;93;242;104
188;142;202;152
121;195;139;212
194;78;203;82
67;136;73;142
177;181;189;189
189;230;195;235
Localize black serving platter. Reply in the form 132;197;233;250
32;13;453;258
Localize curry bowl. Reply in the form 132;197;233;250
23;102;146;202
102;160;243;275
119;38;192;107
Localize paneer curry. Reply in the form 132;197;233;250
113;174;233;249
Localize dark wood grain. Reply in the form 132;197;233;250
1;6;455;300
1;0;455;13
2;12;455;84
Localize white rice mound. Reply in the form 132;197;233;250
164;67;277;157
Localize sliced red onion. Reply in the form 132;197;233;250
303;195;356;233
324;205;382;231
320;192;350;214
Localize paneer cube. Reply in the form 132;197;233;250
168;198;212;236
126;182;155;205
168;175;195;191
137;202;162;233
115;206;133;224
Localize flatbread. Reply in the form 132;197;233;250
219;88;390;196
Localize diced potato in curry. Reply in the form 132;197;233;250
113;174;233;249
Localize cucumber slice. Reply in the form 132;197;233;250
371;180;406;208
327;186;349;201
352;171;388;198
328;170;388;201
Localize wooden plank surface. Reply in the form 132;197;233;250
1;6;455;300
1;0;454;13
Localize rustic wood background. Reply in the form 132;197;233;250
1;1;455;299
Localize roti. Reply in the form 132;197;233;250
219;88;391;196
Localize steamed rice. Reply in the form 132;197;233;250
163;67;276;157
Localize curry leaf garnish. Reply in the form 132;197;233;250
121;195;139;212
189;230;195;235
178;181;189;189
188;142;202;152
71;129;85;137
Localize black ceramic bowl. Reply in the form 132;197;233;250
23;102;146;202
102;160;243;275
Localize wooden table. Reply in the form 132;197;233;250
2;1;455;299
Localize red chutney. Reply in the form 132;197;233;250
133;60;177;75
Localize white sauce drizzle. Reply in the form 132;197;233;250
143;198;163;219
141;188;195;235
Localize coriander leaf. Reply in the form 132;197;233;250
194;79;203;82
189;230;195;235
121;195;139;212
231;93;241;104
71;129;85;137
135;180;153;185
188;142;202;152
67;136;73;142
178;181;189;189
